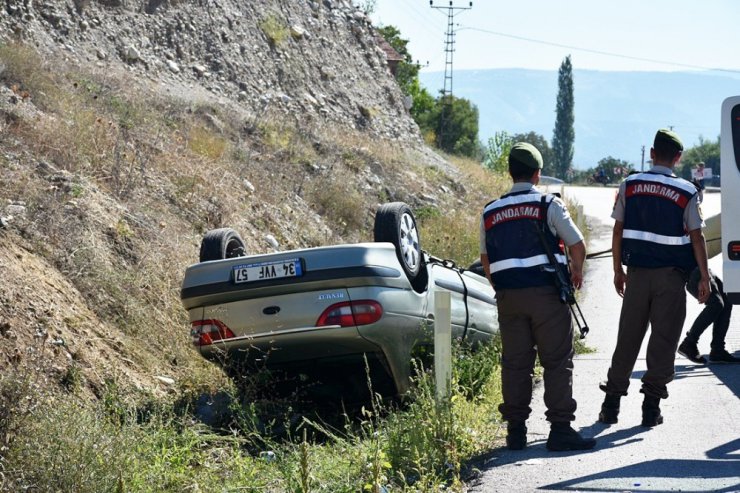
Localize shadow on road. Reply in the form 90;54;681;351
541;454;740;492
703;353;740;398
468;424;650;476
468;433;740;492
630;360;740;400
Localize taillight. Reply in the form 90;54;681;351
191;319;236;346
316;300;383;327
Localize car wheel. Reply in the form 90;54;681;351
374;202;423;284
199;228;247;262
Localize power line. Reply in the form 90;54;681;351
400;0;447;31
460;26;740;75
391;1;447;42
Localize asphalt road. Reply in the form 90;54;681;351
469;185;740;493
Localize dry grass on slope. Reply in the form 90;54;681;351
0;42;510;400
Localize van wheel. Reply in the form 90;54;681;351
199;228;246;262
374;202;424;285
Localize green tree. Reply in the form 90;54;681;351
407;77;436;137
678;135;720;181
552;55;575;180
377;25;479;157
435;95;480;158
511;131;554;175
483;131;514;173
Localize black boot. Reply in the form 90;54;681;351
641;395;664;427
505;421;527;450
546;422;596;452
598;394;621;424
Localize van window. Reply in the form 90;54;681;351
733;103;740;173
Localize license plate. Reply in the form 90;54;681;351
233;258;303;284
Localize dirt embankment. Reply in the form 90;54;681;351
0;0;493;397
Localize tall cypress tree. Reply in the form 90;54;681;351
552;55;575;180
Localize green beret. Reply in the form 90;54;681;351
654;129;683;152
509;142;543;170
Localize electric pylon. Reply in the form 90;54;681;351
429;1;472;98
429;1;472;148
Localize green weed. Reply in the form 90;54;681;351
188;125;228;160
260;14;290;47
0;42;59;110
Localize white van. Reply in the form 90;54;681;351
721;96;740;304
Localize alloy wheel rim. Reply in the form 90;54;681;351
399;212;420;271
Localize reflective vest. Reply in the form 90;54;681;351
482;190;567;289
621;171;697;270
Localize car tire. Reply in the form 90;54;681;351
374;202;424;285
199;228;247;262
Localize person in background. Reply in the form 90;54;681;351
695;161;706;190
692;161;707;201
598;129;710;428
678;269;739;363
480;142;596;452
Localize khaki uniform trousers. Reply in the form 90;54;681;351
604;266;687;399
496;285;577;423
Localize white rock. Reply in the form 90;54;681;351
290;25;307;39
403;95;413;110
265;234;280;250
124;45;141;62
155;375;175;386
166;60;180;73
6;204;26;216
243;179;255;193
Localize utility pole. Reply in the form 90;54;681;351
430;1;472;98
641;145;645;172
429;1;472;148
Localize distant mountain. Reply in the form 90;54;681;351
420;69;740;169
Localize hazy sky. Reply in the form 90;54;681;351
371;0;740;78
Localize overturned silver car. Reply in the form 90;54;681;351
180;202;498;398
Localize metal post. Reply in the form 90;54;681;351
434;290;452;403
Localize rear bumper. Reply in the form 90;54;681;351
198;325;400;394
198;325;382;365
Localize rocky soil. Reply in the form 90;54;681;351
1;0;421;143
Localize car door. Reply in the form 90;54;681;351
428;263;467;339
